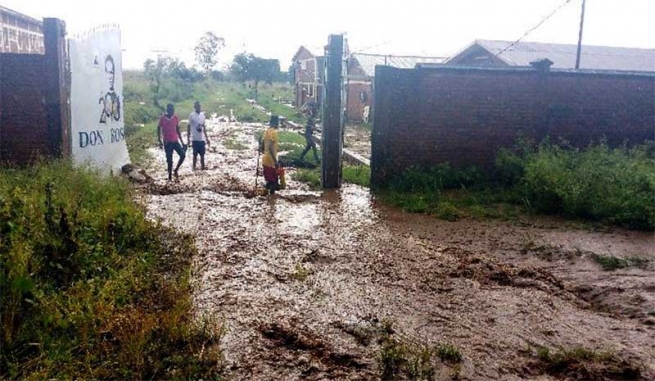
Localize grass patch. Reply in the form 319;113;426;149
293;169;321;190
342;165;370;187
378;336;462;380
290;263;311;281
534;346;643;380
0;161;224;380
223;139;248;151
379;141;655;229
592;254;649;271
256;84;302;124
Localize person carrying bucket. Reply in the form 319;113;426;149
261;115;282;195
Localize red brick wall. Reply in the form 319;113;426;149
0;54;49;163
371;66;655;187
346;82;372;122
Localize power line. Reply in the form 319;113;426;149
496;0;575;57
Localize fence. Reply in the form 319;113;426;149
371;65;655;187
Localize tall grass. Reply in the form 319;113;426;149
0;161;223;380
381;141;655;229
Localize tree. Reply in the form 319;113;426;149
229;53;282;99
144;56;173;108
195;32;225;73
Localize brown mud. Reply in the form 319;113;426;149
141;119;655;380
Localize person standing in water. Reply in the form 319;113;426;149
187;101;210;170
261;115;281;195
157;103;186;181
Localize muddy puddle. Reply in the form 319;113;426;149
142;117;655;380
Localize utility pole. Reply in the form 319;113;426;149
575;0;587;69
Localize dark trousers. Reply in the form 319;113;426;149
300;135;319;162
164;142;185;178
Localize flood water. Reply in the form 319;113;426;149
143;118;655;380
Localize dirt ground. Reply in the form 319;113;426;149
141;119;655;380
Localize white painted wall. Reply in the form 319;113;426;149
69;27;130;174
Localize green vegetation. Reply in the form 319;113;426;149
592;254;649;271
256;84;302;123
0;162;223;380
223;139;248;151
290;263;311;281
535;346;642;379
380;141;655;229
342;165;371;188
378;333;462;380
293;169;322;189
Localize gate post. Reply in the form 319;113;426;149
321;34;344;189
44;18;71;158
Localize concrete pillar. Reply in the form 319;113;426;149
321;34;344;189
43;18;70;158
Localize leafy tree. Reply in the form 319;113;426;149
229;53;282;99
143;56;202;108
194;32;225;73
144;56;173;108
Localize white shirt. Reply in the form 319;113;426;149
189;112;206;142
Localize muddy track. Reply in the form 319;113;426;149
142;119;655;380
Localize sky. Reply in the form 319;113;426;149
3;0;654;70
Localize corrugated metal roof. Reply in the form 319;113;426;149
475;39;655;72
0;5;43;25
351;53;446;77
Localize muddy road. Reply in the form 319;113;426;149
141;119;655;380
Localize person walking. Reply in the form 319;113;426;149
187;101;210;170
261;115;281;195
299;103;320;163
157;103;186;181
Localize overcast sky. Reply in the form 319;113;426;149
4;0;654;70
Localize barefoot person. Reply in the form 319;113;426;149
187;101;210;170
157;103;186;181
261;115;281;195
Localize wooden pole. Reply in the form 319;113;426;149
321;35;344;189
575;0;587;69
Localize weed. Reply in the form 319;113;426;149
293;169;322;189
342;165;371;187
534;346;643;379
0;161;224;379
290;263;311;281
592;254;650;271
435;343;463;363
379;337;406;381
223;139;248;151
379;141;655;230
435;202;461;222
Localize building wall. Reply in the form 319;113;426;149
346;81;372;122
371;66;655;187
1;8;44;54
0;54;49;162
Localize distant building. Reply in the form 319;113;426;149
446;39;655;72
345;54;445;122
291;46;325;111
1;6;44;54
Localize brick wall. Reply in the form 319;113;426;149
0;54;49;163
346;81;372;122
371;66;655;187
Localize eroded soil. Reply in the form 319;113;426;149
141;119;655;380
